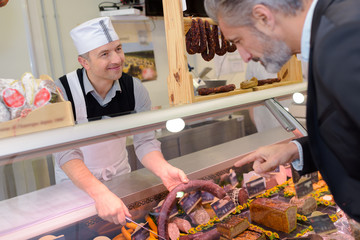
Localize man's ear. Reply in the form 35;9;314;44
78;56;89;70
252;4;275;34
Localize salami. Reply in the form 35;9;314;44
257;78;281;86
188;205;210;225
227;42;237;53
198;19;207;53
186;28;196;55
157;180;226;240
201;21;216;61
214;27;228;56
170;217;192;233
197;84;236;96
168;223;180;240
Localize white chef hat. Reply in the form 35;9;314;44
70;17;119;55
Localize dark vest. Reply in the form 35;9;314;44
59;69;135;121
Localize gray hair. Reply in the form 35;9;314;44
79;52;90;60
204;0;305;27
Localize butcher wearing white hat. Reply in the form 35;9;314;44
53;17;188;225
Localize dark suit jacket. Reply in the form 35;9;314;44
297;0;360;222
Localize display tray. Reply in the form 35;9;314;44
31;177;344;240
0;89;74;139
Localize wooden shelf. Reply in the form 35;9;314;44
194;88;252;102
253;80;303;91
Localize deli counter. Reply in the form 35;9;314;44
0;83;308;240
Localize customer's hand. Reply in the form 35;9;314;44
234;142;299;174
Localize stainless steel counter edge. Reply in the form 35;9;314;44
0;127;295;240
0;82;307;163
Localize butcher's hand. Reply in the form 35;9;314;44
141;151;189;192
160;164;189;191
93;188;131;225
234;142;299;174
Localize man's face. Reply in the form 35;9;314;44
84;40;125;82
219;19;292;73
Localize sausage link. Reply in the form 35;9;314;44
198;84;236;95
198;18;207;53
215;29;228;56
227;42;237;52
186;30;196;55
157;180;226;240
201;21;216;61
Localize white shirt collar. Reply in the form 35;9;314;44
301;0;319;62
82;68;122;105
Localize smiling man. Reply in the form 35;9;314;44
205;0;360;236
53;17;188;225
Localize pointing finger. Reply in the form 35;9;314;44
234;152;260;168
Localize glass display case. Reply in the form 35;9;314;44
0;82;307;240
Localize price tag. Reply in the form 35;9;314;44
201;191;214;204
210;198;236;221
291;164;301;183
131;222;150;240
179;191;202;214
309;172;319;183
229;170;238;186
308;214;337;234
295;177;313;198
151;204;178;220
245;177;266;198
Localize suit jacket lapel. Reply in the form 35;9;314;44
307;0;335;131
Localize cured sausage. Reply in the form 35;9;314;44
170;217;192;233
201;21;216;61
257;78;281;86
185;19;198;54
197;84;236;96
214;27;228;56
188;205;210;225
198;19;207;54
227;42;237;52
168;223;180;240
157;180;226;240
186;18;207;55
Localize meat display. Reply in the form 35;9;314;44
157;180;227;240
250;198;297;233
185;18;237;61
0;73;58;121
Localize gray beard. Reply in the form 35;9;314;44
253;28;292;73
